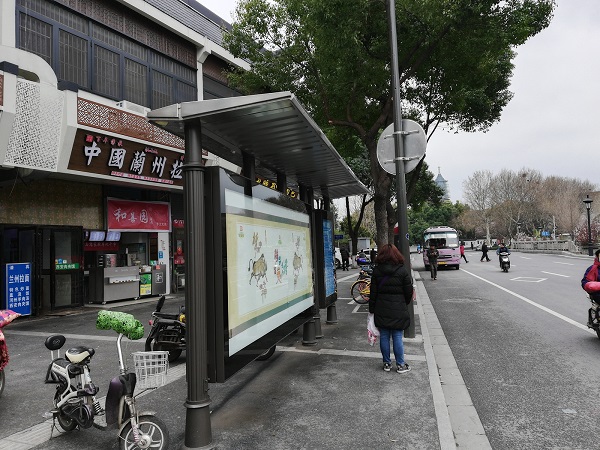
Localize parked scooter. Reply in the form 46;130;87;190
586;293;600;340
0;309;20;398
45;310;170;449
499;252;511;272
145;295;186;363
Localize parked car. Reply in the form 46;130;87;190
356;251;370;266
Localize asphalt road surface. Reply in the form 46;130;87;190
417;250;599;450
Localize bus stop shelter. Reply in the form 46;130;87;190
148;91;367;449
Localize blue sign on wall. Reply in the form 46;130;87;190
5;263;32;316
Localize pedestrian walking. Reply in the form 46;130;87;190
340;247;350;271
370;248;377;264
426;244;439;280
369;244;413;374
460;241;469;263
480;242;491;262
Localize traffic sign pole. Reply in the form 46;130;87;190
387;0;414;338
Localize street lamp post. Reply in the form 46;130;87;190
584;194;594;256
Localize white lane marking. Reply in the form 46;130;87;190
510;277;547;283
337;273;358;282
554;262;574;266
9;330;135;342
520;256;532;259
556;254;594;260
462;269;593;334
541;271;570;278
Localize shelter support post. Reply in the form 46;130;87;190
242;153;256;197
300;185;318;345
182;119;212;449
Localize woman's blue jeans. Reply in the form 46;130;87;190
379;327;405;365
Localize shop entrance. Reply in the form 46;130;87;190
1;225;83;314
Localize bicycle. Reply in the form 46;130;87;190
350;278;371;304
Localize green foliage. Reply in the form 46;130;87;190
405;161;445;210
224;0;556;244
408;201;466;245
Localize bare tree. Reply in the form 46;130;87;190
463;170;495;243
490;168;543;240
540;176;596;238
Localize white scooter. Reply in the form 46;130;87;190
44;311;170;449
499;251;511;272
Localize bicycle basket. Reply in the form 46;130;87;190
132;351;169;389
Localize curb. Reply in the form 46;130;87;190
414;270;492;449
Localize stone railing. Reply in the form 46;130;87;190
512;240;583;254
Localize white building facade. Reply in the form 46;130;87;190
0;0;248;313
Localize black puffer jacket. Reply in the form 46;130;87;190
368;263;413;330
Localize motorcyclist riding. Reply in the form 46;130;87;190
496;242;510;268
582;249;600;294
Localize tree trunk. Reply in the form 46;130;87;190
367;139;391;248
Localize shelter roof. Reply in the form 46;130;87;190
147;92;368;199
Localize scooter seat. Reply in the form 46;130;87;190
153;312;180;320
65;346;95;364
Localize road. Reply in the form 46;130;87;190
418;250;600;450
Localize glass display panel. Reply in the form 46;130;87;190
224;189;313;356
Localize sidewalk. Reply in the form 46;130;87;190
2;269;491;449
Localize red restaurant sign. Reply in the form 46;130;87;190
107;198;171;232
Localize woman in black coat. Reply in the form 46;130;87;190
369;244;414;373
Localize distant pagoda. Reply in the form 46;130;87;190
435;167;450;201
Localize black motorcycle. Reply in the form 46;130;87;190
145;296;276;362
145;296;186;363
587;293;600;340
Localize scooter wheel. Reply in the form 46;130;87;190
256;345;276;361
152;342;182;363
54;390;77;431
119;414;170;450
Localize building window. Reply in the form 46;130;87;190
177;81;198;103
124;58;147;106
94;46;120;98
152;70;173;109
19;13;52;64
16;0;197;108
59;30;88;87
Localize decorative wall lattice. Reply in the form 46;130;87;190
77;98;185;150
5;79;63;170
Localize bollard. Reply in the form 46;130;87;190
326;303;338;324
302;318;317;345
314;315;323;338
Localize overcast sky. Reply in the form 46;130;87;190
199;0;599;203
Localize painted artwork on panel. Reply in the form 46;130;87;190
224;189;313;355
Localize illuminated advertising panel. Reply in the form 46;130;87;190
224;189;313;355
